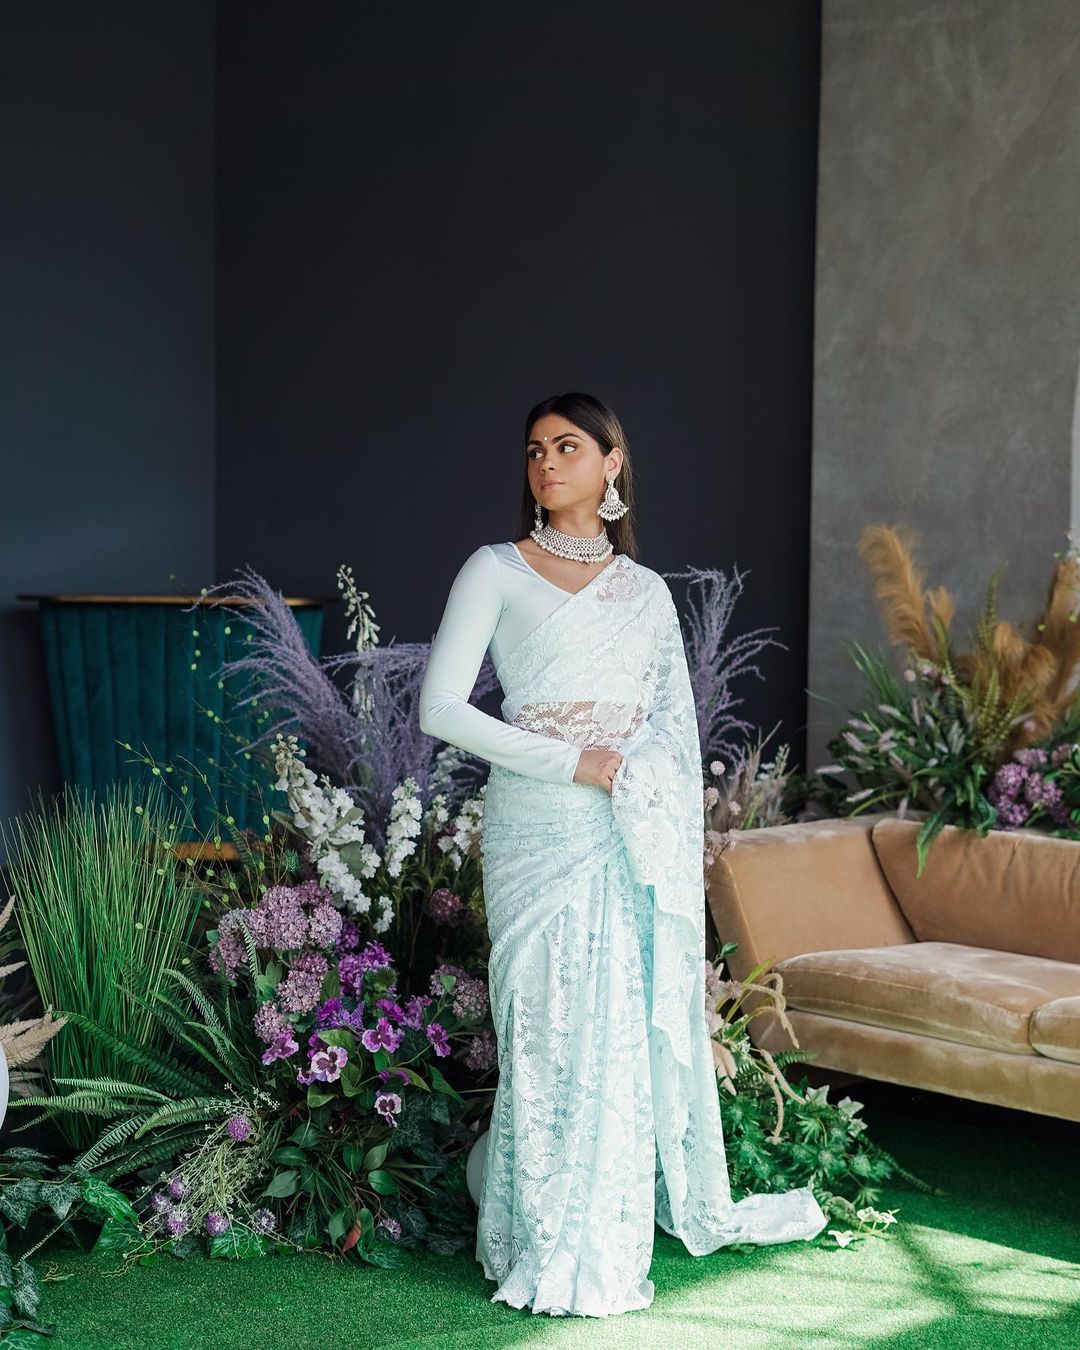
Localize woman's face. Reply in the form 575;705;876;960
525;414;622;513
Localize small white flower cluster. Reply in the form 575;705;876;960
384;777;422;878
423;791;451;834
428;743;468;798
337;563;380;652
271;734;390;932
436;785;486;868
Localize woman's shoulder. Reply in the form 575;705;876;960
620;554;668;590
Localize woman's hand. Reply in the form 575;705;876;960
573;747;624;795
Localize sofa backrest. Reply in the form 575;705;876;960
706;814;915;983
871;819;1080;964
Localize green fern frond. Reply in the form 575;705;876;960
133;1095;232;1138
51;1010;211;1097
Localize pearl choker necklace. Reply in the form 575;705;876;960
530;520;613;563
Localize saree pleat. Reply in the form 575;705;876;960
475;555;826;1317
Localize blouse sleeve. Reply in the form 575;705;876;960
418;545;583;785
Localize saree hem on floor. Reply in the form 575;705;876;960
474;554;826;1317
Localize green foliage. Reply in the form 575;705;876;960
0;780;205;1147
8;971;256;1182
708;955;934;1233
814;641;997;873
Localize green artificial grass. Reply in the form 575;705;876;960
32;1082;1080;1350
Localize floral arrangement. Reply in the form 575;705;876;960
812;525;1080;871
702;945;930;1243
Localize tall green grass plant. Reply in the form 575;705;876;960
1;779;203;1146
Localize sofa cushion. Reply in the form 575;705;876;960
870;819;1080;963
777;942;1080;1055
1029;997;1080;1065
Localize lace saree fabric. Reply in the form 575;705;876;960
432;548;827;1316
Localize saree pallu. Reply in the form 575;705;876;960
475;554;826;1318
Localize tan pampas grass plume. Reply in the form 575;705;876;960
856;524;1080;759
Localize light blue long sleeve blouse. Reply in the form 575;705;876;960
418;542;586;785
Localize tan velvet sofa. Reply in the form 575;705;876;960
705;813;1080;1123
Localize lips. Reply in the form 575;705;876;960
541;481;563;488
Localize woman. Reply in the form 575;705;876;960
418;391;826;1318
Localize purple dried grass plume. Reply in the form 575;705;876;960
196;564;367;795
661;564;787;767
198;564;498;844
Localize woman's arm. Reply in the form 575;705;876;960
418;545;583;785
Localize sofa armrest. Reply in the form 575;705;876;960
706;814;915;984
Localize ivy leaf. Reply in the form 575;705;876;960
80;1176;139;1225
93;1217;151;1257
0;1181;45;1229
209;1227;269;1261
9;1260;40;1320
45;1181;82;1223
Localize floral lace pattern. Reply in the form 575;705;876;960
476;555;827;1318
511;698;645;751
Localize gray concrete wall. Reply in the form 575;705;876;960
809;0;1080;770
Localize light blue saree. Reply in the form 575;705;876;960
475;553;826;1317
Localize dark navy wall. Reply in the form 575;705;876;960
1;1;820;846
215;2;821;767
0;3;216;837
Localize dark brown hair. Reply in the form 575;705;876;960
516;390;639;560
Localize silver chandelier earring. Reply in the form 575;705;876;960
597;475;629;521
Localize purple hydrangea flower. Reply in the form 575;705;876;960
150;1191;170;1214
377;1217;403;1241
166;1174;188;1201
227;1114;252;1143
205;1212;230;1236
451;973;489;1021
261;1030;300;1065
464;1030;498;1073
277;952;329;1014
427;887;464;924
425;1022;451;1057
309;900;344;949
251;1207;276;1234
260;885;309;950
361;1017;404;1055
252;1000;289;1045
429;963;468;999
165;1208;190;1236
